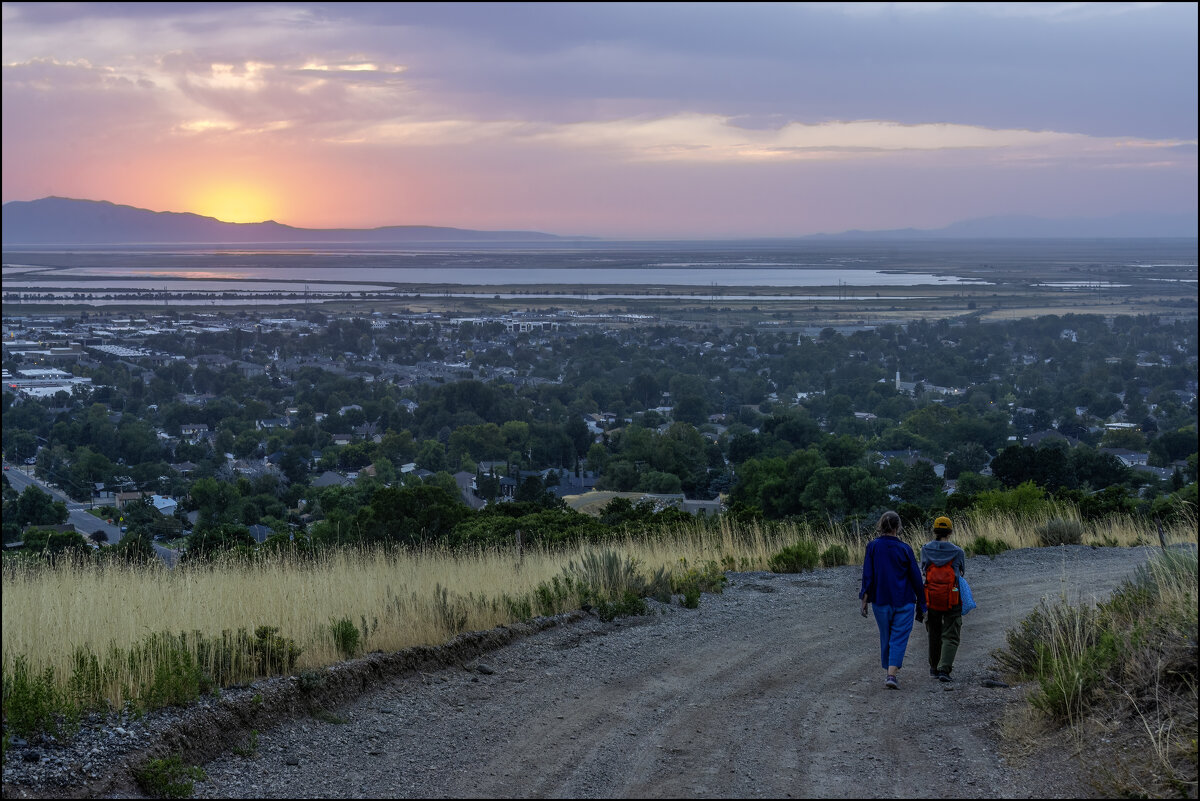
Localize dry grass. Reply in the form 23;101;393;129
3;511;1195;713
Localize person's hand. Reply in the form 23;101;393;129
860;599;869;618
915;609;925;623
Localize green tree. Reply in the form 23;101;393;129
898;461;945;509
10;486;69;529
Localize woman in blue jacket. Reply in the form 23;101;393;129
859;510;926;689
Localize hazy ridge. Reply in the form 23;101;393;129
2;197;1196;246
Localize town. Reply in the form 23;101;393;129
2;304;1197;559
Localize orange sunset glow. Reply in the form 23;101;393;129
187;182;281;224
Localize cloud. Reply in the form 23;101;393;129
2;57;147;91
369;113;1191;170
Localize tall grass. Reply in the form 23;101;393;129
3;510;1194;734
993;539;1198;797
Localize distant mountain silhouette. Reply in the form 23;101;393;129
807;213;1197;240
1;197;579;245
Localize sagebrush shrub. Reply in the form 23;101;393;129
820;544;849;567
502;592;533;621
433;583;469;635
596;590;648;621
1037;518;1083;547
566;550;646;602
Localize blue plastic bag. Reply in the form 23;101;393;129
958;575;977;615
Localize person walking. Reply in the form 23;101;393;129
920;515;967;682
859;510;926;689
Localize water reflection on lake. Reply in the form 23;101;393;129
3;264;988;291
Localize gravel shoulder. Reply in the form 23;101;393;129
2;545;1159;799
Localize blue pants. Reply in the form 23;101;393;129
872;603;915;670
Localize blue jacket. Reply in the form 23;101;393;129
859;535;926;613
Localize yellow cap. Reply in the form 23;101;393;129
933;516;953;533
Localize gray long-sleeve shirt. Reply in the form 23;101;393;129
920;539;966;576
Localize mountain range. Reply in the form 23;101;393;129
1;197;1195;245
0;197;575;245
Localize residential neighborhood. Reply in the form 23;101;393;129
3;307;1196;556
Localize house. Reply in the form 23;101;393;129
452;470;487;510
544;470;600;498
1024;430;1079;449
115;491;150;510
1133;464;1175;481
234;361;266;378
246;524;274;544
1100;448;1149;467
682;498;723;517
874;450;945;477
150;494;178;516
178;424;210;443
312;470;353;488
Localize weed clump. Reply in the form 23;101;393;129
330;618;360;659
2;656;73;742
296;669;327;696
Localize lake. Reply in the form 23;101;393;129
3;239;1193;307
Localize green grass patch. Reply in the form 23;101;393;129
133;754;206;799
965;534;1010;558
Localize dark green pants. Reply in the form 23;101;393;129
926;607;962;673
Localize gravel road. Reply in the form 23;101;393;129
175;544;1153;799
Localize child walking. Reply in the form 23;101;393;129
920;516;967;682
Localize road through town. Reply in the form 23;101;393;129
4;464;177;565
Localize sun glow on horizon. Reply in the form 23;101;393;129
188;182;280;224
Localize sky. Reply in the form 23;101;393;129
2;2;1197;239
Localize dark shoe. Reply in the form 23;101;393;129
938;671;953;683
930;667;940;678
885;675;899;690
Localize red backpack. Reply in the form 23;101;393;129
925;562;960;611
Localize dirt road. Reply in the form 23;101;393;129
185;545;1152;799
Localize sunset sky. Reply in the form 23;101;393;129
2;2;1196;238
